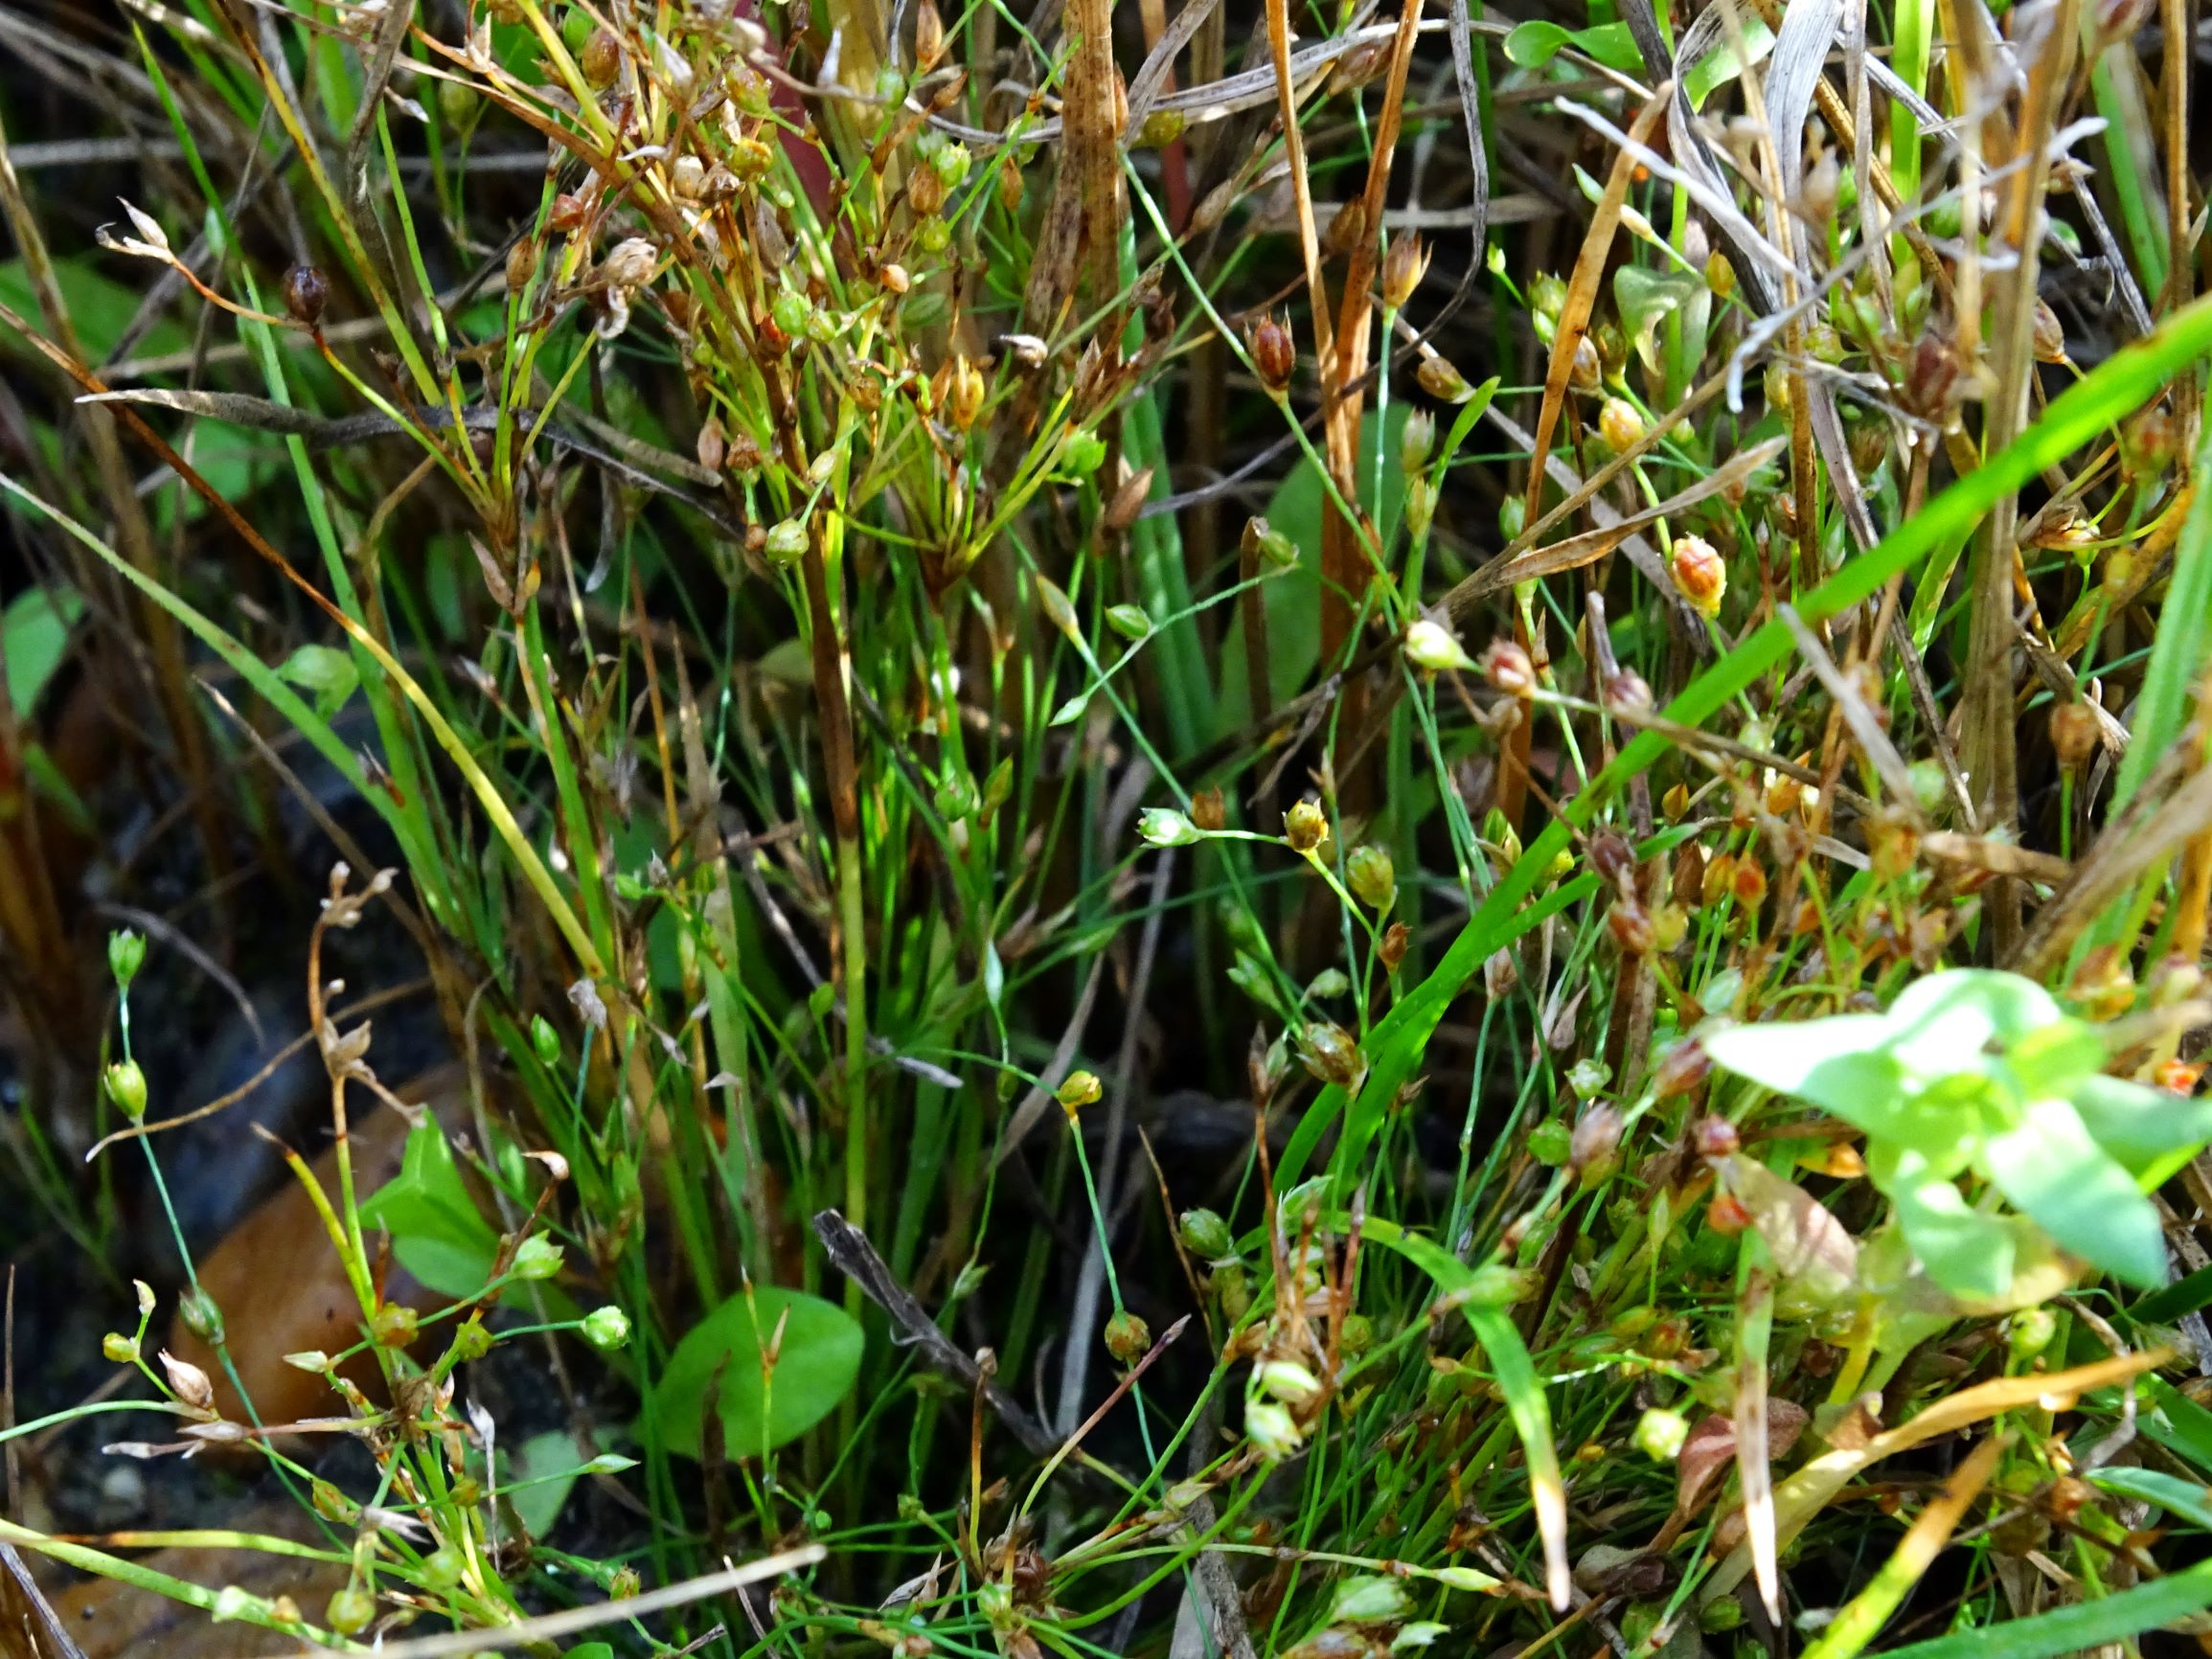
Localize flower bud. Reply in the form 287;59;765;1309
1705;248;1736;297
511;1234;564;1280
179;1285;223;1345
1381;231;1430;310
1104;1308;1152;1364
1058;1070;1104;1110
1598;397;1645;453
1402;475;1436;541
764;518;808;567
583;1306;631;1351
108;929;146;990
1179;1208;1233;1260
283;263;330;329
1404;616;1476;673
1569;1102;1623;1177
103;1332;138;1364
1347;845;1396;911
1248;313;1295;395
1669;534;1726;617
1244;1398;1301;1459
1284;798;1332;855
1138;807;1202;848
1634;1406;1690;1461
1401;410;1435;474
325;1586;376;1637
1242;515;1299;571
373;1303;419;1347
105;1059;148;1121
914;0;945;67
1531;272;1567;324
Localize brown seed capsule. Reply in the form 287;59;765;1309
548;192;589;235
1731;858;1768;910
2050;700;2099;770
1707;1193;1751;1235
1608;898;1655;956
1480;639;1535;696
1670;534;1726;617
1570;1102;1623;1176
1662;782;1691;823
1701;851;1735;909
1381;230;1430;311
1248;313;1296;396
1569;334;1603;396
1417;353;1470;401
506;237;538;295
910;163;946;217
696;416;726;476
1284;797;1331;855
1589;830;1637;890
1299;1021;1363;1087
1380;920;1410;973
1672;840;1705;904
582;25;622;87
914;0;945;68
2032;299;2067;365
1104;1308;1151;1365
283;263;330;329
1191;786;1227;832
1604;667;1653;713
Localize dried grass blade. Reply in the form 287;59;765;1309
1734;1270;1781;1621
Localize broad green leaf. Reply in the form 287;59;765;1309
652;1287;863;1461
1501;18;1642;73
2;586;82;716
1614;266;1707;373
275;642;360;721
1683;17;1777;107
2138;1378;2212;1473
1886;969;2060;1053
506;1428;603;1539
360;1124;505;1299
0;258;193;363
1891;1175;2014;1302
2070;1074;2212;1174
1982;1097;2167;1287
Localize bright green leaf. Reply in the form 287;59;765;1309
651;1287;863;1460
360;1124;505;1299
2;586;82;716
1981;1096;2168;1288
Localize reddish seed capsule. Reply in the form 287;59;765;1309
1692;1113;1738;1156
1608;899;1655;956
1731;859;1767;909
1191;786;1227;832
1248;313;1296;396
2155;1057;2201;1096
548;193;589;235
1670;534;1726;618
1707;1193;1752;1235
582;25;621;87
1380;920;1409;973
1589;830;1637;890
283;263;330;328
1480;639;1535;696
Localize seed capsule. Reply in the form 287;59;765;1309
1598;397;1645;453
283;263;330;328
1248;313;1296;395
2050;700;2099;770
2032;299;2067;364
1381;230;1430;310
582;25;621;86
1670;534;1726;617
1284;798;1332;855
1347;845;1396;911
1479;638;1535;694
1104;1308;1152;1364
